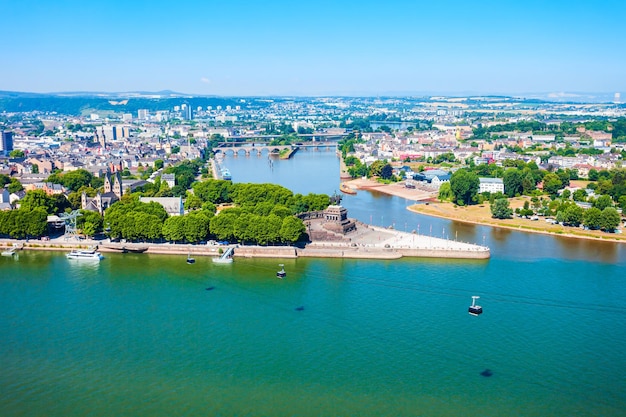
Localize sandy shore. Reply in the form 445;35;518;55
408;199;626;244
337;176;625;244
342;178;437;201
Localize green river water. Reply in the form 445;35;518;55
1;151;625;416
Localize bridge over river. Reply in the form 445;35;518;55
215;142;337;156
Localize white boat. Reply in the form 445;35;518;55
2;243;22;257
1;248;17;257
66;249;104;261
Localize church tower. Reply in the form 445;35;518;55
103;172;113;194
113;171;123;199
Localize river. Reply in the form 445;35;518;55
1;149;625;417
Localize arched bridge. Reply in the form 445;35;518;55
215;145;293;156
215;142;337;156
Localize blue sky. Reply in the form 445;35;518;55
1;0;625;96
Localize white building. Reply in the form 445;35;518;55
161;173;175;188
479;177;504;194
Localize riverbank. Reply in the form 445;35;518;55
408;199;626;244
342;178;437;201
0;221;490;260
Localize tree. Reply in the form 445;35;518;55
438;182;453;202
8;178;23;194
201;201;217;214
163;216;186;242
561;204;584;226
19;190;55;213
490;198;513;219
280;216;306;243
0;208;48;238
184;192;203;211
184;212;211;243
583;207;603;230
380;163;393;180
22;208;48;238
9;150;25;158
77;209;103;237
209;210;238;241
0;174;10;188
593;194;613;210
449;169;479;206
368;160;386;178
233;213;256;243
193;180;232;204
556;169;571;187
522;172;536;194
572;189;587;202
270;205;293;218
48;169;94;192
503;169;523;197
104;199;168;240
600;207;621;232
50;194;71;214
519;200;534;217
542;173;562;196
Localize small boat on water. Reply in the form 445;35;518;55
1;248;17;257
2;243;22;257
124;246;148;253
340;182;357;195
187;254;195;264
66;249;104;261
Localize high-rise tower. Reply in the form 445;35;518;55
0;131;13;155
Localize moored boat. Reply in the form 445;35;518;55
1;248;17;257
340;182;357;195
66;249;104;261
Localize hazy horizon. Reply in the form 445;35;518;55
2;1;625;97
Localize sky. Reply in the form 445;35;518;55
1;0;625;96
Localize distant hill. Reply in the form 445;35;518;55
0;91;249;115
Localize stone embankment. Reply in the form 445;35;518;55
1;225;489;260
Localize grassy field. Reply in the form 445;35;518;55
409;197;626;243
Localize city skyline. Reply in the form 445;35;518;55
2;0;625;96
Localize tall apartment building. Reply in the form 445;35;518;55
1;131;14;154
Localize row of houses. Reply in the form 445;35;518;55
1;171;184;218
397;166;505;194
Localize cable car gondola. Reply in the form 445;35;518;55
277;264;286;279
468;295;482;316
